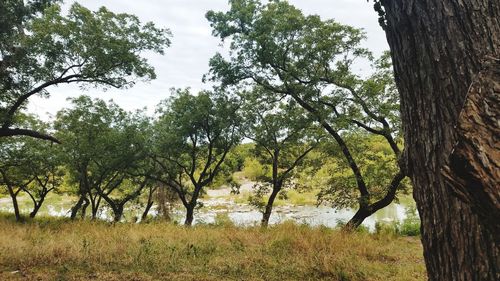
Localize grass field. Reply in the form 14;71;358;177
0;215;425;281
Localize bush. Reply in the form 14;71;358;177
398;206;421;236
397;219;420;236
213;212;235;227
375;206;421;237
241;158;265;180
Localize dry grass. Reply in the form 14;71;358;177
0;215;425;281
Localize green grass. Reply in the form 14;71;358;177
0;214;425;281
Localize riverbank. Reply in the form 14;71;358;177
0;182;417;229
0;215;425;281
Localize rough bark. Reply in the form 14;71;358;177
381;0;500;279
442;59;500;238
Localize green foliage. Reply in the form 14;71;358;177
206;0;370;93
316;133;407;209
54;95;151;219
0;136;37;195
207;144;254;189
0;116;66;217
242;157;266;181
151;88;242;221
0;1;170;140
206;0;406;224
247;182;271;211
397;206;420;236
374;206;420;237
206;0;400;140
55;96;143;186
239;87;321;215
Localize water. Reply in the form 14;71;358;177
183;198;410;230
0;195;414;230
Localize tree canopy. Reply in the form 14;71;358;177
54;96;151;221
0;1;171;142
206;0;406;228
150;89;242;225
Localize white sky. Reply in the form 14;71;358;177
28;0;388;119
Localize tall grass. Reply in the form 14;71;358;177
0;214;425;281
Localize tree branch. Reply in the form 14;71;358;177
0;127;61;143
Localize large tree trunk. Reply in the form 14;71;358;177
381;0;500;279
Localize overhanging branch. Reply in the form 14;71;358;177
0;127;61;144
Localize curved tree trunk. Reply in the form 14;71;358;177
29;202;42;218
261;188;280;227
70;195;85;219
381;0;500;279
28;194;47;219
7;186;21;222
141;201;154;221
345;171;405;229
141;186;156;221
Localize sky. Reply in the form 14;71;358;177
28;0;389;119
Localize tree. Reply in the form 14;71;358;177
0;138;34;221
140;184;158;221
316;133;407;214
55;96;150;221
0;115;64;221
21;124;65;218
150;89;241;226
376;0;500;279
241;88;320;227
94;112;152;223
0;1;170;142
206;0;406;228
